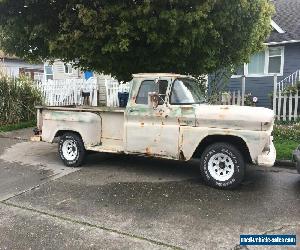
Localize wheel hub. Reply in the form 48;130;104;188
62;139;78;161
207;153;235;182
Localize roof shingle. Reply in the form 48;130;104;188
268;0;300;42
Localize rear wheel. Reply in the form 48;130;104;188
58;132;86;167
200;142;245;189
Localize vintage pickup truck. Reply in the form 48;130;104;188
35;73;276;189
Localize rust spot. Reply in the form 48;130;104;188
179;150;186;161
132;96;136;100
146;147;151;155
140;122;144;127
161;121;165;125
220;106;229;110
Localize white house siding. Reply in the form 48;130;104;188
0;58;43;78
45;60;81;80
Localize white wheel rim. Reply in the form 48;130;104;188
207;153;235;182
62;139;78;161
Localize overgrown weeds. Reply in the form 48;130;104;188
0;76;43;125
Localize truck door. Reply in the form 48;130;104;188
125;78;180;159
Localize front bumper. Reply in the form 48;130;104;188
257;142;276;167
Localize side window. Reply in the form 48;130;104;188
136;80;168;105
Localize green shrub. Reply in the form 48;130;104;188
282;81;300;95
273;122;300;141
273;122;299;160
0;76;43;125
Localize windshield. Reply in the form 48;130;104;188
170;78;205;105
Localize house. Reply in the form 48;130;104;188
224;0;300;108
43;60;82;81
0;50;43;80
43;60;112;81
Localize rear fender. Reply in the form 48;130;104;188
41;111;101;147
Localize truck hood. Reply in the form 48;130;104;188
193;105;274;131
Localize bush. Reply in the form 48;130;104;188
0;76;43;125
273;122;300;141
273;122;300;160
282;81;300;95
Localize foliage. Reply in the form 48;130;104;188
273;122;300;141
217;91;256;106
0;120;35;132
208;69;233;104
244;93;256;106
273;122;300;160
0;0;273;81
0;76;43;125
282;81;300;95
274;140;298;160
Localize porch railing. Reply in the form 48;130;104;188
273;74;300;121
277;69;300;91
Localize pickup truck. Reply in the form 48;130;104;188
35;73;276;189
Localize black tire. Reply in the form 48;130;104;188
200;142;245;189
58;132;86;167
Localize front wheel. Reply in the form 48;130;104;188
58;132;86;167
200;143;245;189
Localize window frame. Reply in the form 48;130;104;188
64;64;73;74
169;77;205;105
232;46;284;78
135;79;169;106
44;65;53;81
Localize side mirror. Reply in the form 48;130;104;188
148;92;159;109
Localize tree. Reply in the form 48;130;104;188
0;0;273;81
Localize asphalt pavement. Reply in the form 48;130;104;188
0;128;299;250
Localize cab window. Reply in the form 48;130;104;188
136;80;168;105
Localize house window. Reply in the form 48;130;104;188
64;64;73;74
45;65;53;80
248;51;265;75
268;47;282;74
245;46;284;76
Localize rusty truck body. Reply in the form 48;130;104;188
35;73;276;189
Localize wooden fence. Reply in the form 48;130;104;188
36;78;99;106
220;90;244;106
36;77;131;107
273;74;300;121
105;79;130;107
220;76;245;106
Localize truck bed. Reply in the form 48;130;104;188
36;105;126;153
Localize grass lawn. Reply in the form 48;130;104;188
0;120;35;132
274;140;298;161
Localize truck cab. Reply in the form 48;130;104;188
36;73;276;189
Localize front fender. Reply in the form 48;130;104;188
179;127;268;163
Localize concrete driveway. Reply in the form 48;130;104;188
0;128;299;250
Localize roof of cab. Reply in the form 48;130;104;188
132;73;191;78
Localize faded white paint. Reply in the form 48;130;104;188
37;73;276;168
